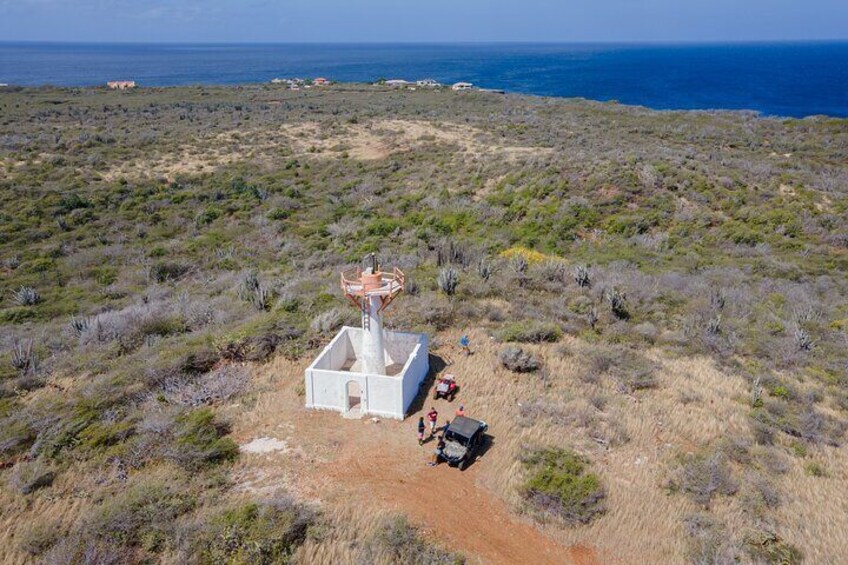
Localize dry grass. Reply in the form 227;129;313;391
437;331;740;562
0;459;119;564
224;328;848;563
773;435;848;562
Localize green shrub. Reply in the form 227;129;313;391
137;314;188;338
495;321;562;343
169;408;238;470
0;307;38;324
744;530;803;565
92;266;118;286
268;207;290;220
770;385;790;400
197;499;315;565
520;448;606;524
78;420;136;450
804;461;828;477
367;217;401;236
149;261;189;283
0;418;35;458
148;246;167;258
196;207;222;225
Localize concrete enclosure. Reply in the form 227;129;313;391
305;326;429;420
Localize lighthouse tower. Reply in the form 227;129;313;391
304;254;428;420
340;254;404;375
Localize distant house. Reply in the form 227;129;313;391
107;81;137;90
451;82;473;91
271;78;306;88
385;79;410;87
313;77;331;86
416;79;441;88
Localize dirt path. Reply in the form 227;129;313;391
323;445;599;565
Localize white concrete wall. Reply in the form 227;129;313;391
400;334;429;415
309;329;352;371
384;330;422;366
305;367;357;412
304;327;429;420
365;374;403;418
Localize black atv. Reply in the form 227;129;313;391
441;416;488;470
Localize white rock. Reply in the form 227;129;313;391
240;437;288;454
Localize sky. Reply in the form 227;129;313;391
1;0;847;43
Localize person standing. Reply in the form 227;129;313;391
427;407;439;436
428;435;446;466
460;334;471;355
417;417;426;445
455;404;466;418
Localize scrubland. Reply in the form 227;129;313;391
1;83;847;563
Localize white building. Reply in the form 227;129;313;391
304;259;429;420
384;79;411;87
416;79;441;87
271;78;306;88
107;80;136;90
451;82;474;91
305;327;429;419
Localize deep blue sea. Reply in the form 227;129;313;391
1;42;847;118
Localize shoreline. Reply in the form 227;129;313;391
2;81;846;121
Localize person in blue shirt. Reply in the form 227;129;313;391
460;334;471;355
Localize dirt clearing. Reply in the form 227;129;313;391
99;118;553;181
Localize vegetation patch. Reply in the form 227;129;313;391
499;346;541;373
495;321;562;343
520;448;606;525
87;475;195;551
744;530;803;565
668;450;738;508
372;515;465;565
194;498;315;565
173;409;238;467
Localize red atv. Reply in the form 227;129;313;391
434;374;458;401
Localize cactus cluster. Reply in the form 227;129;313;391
12;286;41;306
437;267;459;296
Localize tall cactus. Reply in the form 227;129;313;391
437;267;459;296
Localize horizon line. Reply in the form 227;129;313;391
2;38;848;47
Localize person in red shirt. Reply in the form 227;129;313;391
455;404;465;418
426;407;438;436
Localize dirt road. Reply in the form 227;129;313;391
324;445;599;565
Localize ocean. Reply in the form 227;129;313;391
1;42;847;118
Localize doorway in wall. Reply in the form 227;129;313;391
345;380;362;415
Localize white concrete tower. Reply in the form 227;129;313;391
341;254;404;375
361;279;386;374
